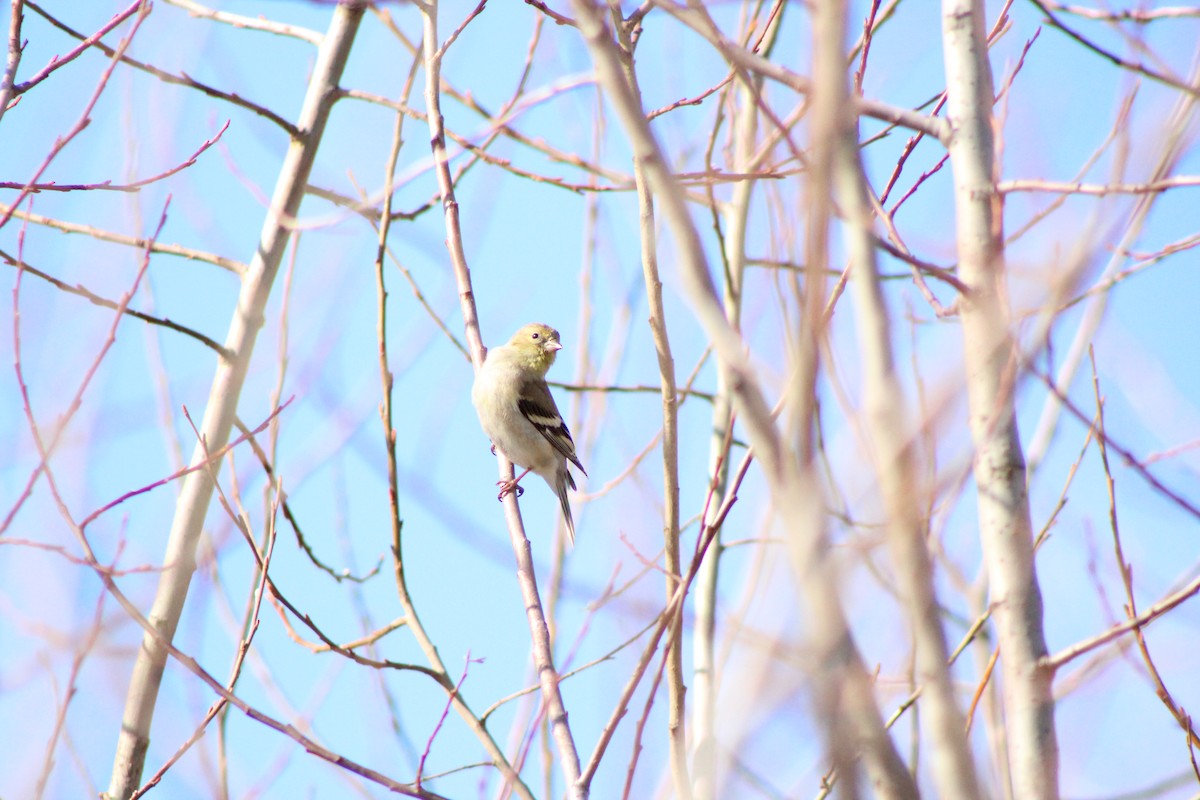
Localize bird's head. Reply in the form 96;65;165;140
505;322;563;374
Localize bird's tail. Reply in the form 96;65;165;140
556;469;576;546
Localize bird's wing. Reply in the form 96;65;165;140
517;377;587;476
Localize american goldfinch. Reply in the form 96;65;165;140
472;323;587;542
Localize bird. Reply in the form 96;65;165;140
472;323;587;543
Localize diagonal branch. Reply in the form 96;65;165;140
104;4;367;797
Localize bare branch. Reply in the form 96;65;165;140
25;0;299;136
106;6;367;796
942;0;1059;795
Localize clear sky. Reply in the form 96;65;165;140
2;1;1199;798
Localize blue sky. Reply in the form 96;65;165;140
2;1;1200;798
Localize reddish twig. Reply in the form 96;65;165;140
0;120;230;193
0;1;151;229
0;537;161;575
620;639;671;800
76;400;291;531
13;0;140;96
1027;362;1200;521
417;655;476;790
579;446;754;790
524;0;575;26
853;0;883;93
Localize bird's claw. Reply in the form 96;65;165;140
495;480;524;501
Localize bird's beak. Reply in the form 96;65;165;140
546;341;563;352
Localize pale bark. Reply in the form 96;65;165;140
0;0;23;130
941;0;1059;797
105;4;366;798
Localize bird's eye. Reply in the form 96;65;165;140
531;332;540;340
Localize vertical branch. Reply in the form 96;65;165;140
374;35;531;800
416;0;582;795
0;0;23;129
605;10;689;800
691;6;780;794
420;0;484;366
806;4;918;797
634;112;689;800
827;0;982;794
941;0;1059;797
105;5;366;798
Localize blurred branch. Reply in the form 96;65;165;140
831;0;981;789
1005;88;1135;248
605;9;689;796
1025;364;1200;521
1000;176;1200;194
653;0;950;140
571;1;918;797
1025;66;1200;475
551;380;715;402
1028;0;1200;96
806;2;919;795
581;447;752;790
1039;1;1200;22
691;4;781;795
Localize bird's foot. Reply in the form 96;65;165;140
496;479;524;501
